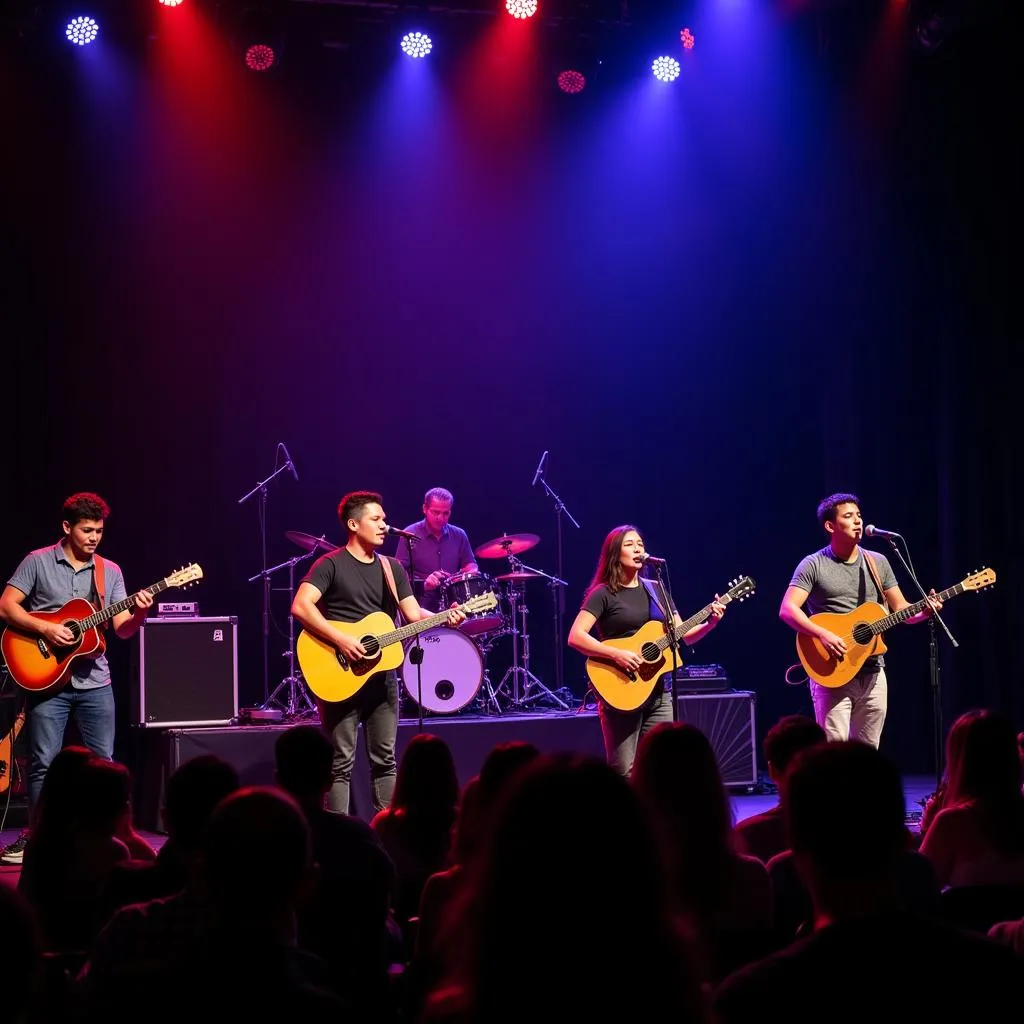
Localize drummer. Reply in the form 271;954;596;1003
393;487;479;613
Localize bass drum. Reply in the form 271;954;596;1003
401;627;483;715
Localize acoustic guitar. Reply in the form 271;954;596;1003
0;563;204;694
0;706;26;795
795;567;996;688
297;591;499;703
585;576;756;711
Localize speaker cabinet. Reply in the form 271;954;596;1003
132;616;238;727
676;690;758;787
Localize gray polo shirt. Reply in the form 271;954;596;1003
7;542;127;689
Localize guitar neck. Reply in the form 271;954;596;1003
656;600;724;652
80;579;174;630
871;581;965;635
376;608;456;650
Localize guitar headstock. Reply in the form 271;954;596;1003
463;592;498;613
962;567;996;592
167;563;204;589
725;575;756;602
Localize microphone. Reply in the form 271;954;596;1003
280;442;298;482
640;553;667;565
865;524;902;539
532;450;549;487
384;524;418;540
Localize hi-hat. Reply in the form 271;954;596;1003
475;532;540;559
495;570;544;582
285;530;337;554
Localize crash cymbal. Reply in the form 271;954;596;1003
495;571;544;582
475;532;540;559
285;530;338;555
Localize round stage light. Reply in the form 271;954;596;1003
400;32;433;58
158;0;184;7
651;56;680;82
680;28;695;50
245;43;276;72
505;0;538;19
557;70;585;95
65;16;99;46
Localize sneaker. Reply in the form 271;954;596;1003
0;831;29;864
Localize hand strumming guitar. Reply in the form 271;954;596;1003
334;631;368;663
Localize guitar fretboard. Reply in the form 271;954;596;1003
870;581;967;635
654;587;744;653
375;607;464;650
79;578;175;630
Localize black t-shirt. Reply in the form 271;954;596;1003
582;582;666;641
302;550;412;622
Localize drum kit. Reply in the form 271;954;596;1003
272;528;569;719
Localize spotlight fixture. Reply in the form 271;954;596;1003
245;42;276;71
557;70;585;94
400;31;432;58
65;15;99;45
505;0;538;20
680;28;695;50
651;56;680;82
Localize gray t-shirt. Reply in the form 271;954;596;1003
7;543;127;689
789;546;897;670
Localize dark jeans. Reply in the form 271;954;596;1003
318;671;398;816
599;686;673;777
27;684;115;807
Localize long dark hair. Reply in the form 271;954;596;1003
585;523;641;596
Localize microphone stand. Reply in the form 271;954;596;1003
536;460;580;695
649;561;682;722
239;457;296;704
394;533;426;735
875;534;957;792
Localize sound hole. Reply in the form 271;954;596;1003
851;622;874;646
65;620;83;642
435;680;455;702
640;642;661;662
361;635;381;657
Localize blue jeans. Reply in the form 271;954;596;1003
27;684;115;808
317;671;398;816
599;686;674;777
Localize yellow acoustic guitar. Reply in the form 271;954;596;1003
796;567;996;688
297;591;499;703
585;576;756;711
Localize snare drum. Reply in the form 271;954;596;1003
440;572;504;636
401;628;483;715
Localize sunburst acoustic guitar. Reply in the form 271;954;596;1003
585;576;757;711
1;564;204;694
0;705;26;795
297;591;499;703
796;567;996;688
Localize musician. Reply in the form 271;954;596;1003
393;487;478;613
779;492;941;747
291;491;465;815
0;493;154;864
567;525;725;777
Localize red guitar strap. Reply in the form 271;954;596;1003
93;554;108;630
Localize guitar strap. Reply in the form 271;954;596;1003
641;578;677;623
862;550;889;610
93;554;108;630
377;555;404;622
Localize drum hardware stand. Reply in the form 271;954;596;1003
239;442;300;704
533;452;580;696
496;560;570;711
473;634;507;716
252;547;319;720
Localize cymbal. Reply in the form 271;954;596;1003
495;571;544;582
475;532;540;559
285;530;337;555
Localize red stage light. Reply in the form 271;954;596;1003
245;43;276;71
557;70;585;94
680;28;695;50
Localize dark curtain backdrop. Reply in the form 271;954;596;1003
2;0;1018;776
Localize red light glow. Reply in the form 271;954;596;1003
245;43;276;71
557;70;585;94
680;28;695;50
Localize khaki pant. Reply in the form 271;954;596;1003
810;667;887;747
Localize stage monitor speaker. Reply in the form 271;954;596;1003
132;616;238;728
676;690;758;787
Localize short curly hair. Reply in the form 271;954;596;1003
62;492;110;525
816;492;860;528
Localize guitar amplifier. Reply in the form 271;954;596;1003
676;690;758;787
132;616;238;727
